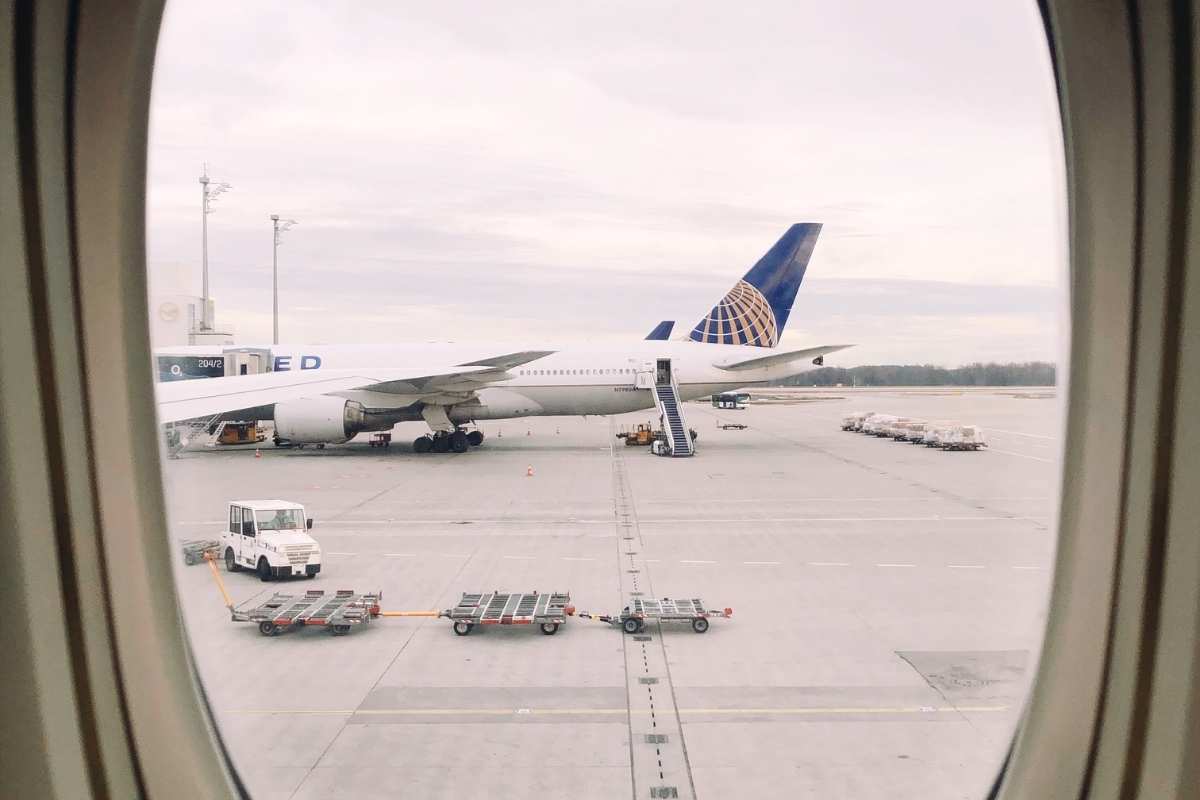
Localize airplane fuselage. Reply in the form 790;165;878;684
257;340;816;422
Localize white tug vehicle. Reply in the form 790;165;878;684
221;500;322;581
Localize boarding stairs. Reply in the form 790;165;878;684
165;415;220;459
653;375;694;457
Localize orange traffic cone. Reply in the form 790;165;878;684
526;465;534;477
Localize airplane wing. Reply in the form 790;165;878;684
157;350;554;423
716;344;853;371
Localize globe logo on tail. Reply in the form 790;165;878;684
689;280;779;347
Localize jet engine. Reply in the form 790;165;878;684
273;397;366;444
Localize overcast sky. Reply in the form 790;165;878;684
147;1;1065;367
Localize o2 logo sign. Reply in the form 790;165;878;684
273;355;323;371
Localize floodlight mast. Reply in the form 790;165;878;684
271;215;298;345
199;163;231;331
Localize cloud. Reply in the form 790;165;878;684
147;1;1066;366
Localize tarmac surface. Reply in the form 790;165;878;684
165;388;1059;800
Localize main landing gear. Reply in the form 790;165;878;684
412;428;485;454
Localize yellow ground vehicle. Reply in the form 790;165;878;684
216;421;266;445
616;422;657;446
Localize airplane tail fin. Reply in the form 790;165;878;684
645;320;675;340
688;223;822;347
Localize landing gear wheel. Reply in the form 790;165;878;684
225;548;241;572
450;430;469;453
622;618;640;634
540;622;560;635
453;621;472;636
466;430;484;447
257;557;272;582
691;618;710;634
432;435;450;453
413;436;433;454
332;624;351;635
258;621;278;637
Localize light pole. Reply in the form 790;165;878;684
199;164;231;331
271;215;297;345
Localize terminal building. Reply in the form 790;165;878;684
151;293;270;382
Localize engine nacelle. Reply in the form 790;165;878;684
274;397;366;444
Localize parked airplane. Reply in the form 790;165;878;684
157;223;849;453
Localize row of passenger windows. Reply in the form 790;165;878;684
517;368;633;376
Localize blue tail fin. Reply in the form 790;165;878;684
689;223;821;347
645;320;675;340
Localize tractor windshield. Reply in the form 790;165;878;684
254;509;305;531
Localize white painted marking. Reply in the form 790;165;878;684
947;564;985;569
638;515;1049;524
680;559;717;564
743;561;781;566
383;553;414;558
988;427;1057;441
877;563;915;568
988;448;1054;464
808;561;850;567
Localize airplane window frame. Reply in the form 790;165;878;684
5;2;1200;799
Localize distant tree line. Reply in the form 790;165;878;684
775;361;1057;387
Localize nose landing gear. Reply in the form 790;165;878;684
412;428;485;454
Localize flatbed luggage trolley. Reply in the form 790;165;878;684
618;597;732;634
232;589;382;636
443;591;573;636
181;538;221;566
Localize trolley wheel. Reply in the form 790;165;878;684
184;552;196;566
332;624;351;635
540;622;560;636
225;548;241;572
258;621;278;636
453;621;472;636
257;557;272;582
622;618;640;634
691;618;710;634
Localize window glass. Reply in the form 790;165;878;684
255;509;305;531
150;5;1065;800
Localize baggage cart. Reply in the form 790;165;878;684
442;590;573;636
579;597;733;634
231;589;382;636
181;538;221;566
